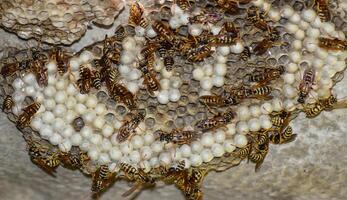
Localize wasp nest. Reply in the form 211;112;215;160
1;0;347;199
0;0;124;45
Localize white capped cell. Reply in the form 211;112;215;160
59;139;72;152
261;102;273;114
180;144;192;158
287;63;298;73
65;110;77;123
140;146;153;160
55;91;66;104
81;126;93;139
69;58;80;71
289;13;301;24
119;64;131;75
302;9;317;22
53;104;67;117
149;157;160;168
109;147;122;161
223;140;236;153
157;90;170;104
88;147;100;161
311;17;322;28
230;41;244;54
216;55;227;63
86;96;98;108
75;103;87;115
226;123;236;135
143;132;155;145
80;140;90;152
42;111;55;124
25;86;36;96
122;37;137;51
306;27;320;38
147;27;157;38
55;79;67;90
292;40;302;50
79;51;93;64
192;68;205;81
90;134;102;145
212;143;225;157
130;151;141;163
234;134;248;148
203;64;214;76
253;0;264;7
190;154;202;167
13;78;24;90
65;97;77;109
23;73;36;85
180;14;190;26
201;149;213;163
95;104;107;116
40;125;54;139
93;117;105;129
44;86;56;97
70;134;82;146
98;153;111;164
169;16;180;29
200;77;213;91
214;129;226;143
299;21;309;30
214;63;227;76
135;26;146;37
289;51;302;63
169;89;181;102
189;24;203;36
161;68;173;79
201;133;215;147
31;117;42;131
53;118;65;132
272;98;283;111
283;85;297;99
120;142;133;154
159;152;172;166
248;118;261;132
44;99;56;110
250;105;261;117
66;84;77;96
236;121;249;134
101;139;113;152
237;106;251;121
151;141;164;153
131;135;144;149
102;125;114;138
213;76;225;87
160;78;171;90
268;9;281;22
49;133;62;145
285;23;298;34
217;46;230;56
191;141;203;153
128;69;142;81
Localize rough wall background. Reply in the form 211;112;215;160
1;1;347;199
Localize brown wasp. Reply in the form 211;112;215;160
117;111;145;143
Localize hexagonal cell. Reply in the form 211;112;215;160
174;117;185;129
115;104;127;117
104;112;115;123
145;117;156;129
176;106;187;117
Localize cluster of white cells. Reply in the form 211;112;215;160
9;1;347;172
